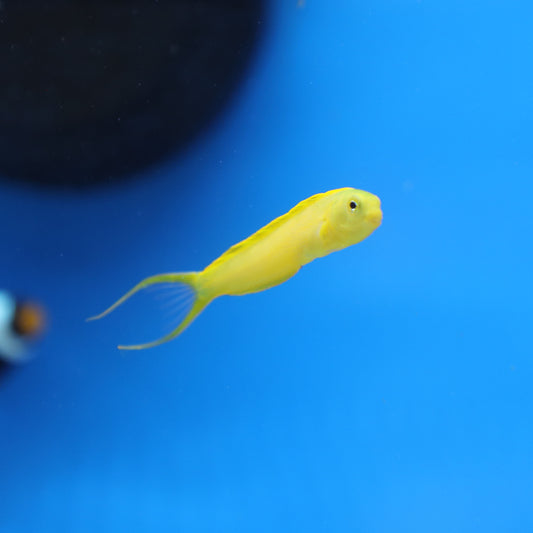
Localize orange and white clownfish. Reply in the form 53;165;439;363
0;290;46;365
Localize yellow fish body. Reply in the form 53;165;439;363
88;187;382;350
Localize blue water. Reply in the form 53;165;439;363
1;1;533;531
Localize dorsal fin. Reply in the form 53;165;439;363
206;190;340;270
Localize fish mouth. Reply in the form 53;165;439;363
367;210;383;226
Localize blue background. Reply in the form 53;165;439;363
1;1;532;531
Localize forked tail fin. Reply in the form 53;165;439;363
87;272;211;350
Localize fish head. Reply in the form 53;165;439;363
328;188;382;246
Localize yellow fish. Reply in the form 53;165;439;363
88;187;382;350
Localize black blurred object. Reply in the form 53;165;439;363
0;360;9;377
0;1;266;187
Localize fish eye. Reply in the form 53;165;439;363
349;201;358;211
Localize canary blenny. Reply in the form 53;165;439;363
88;188;382;349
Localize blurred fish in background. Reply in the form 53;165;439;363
0;290;45;370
